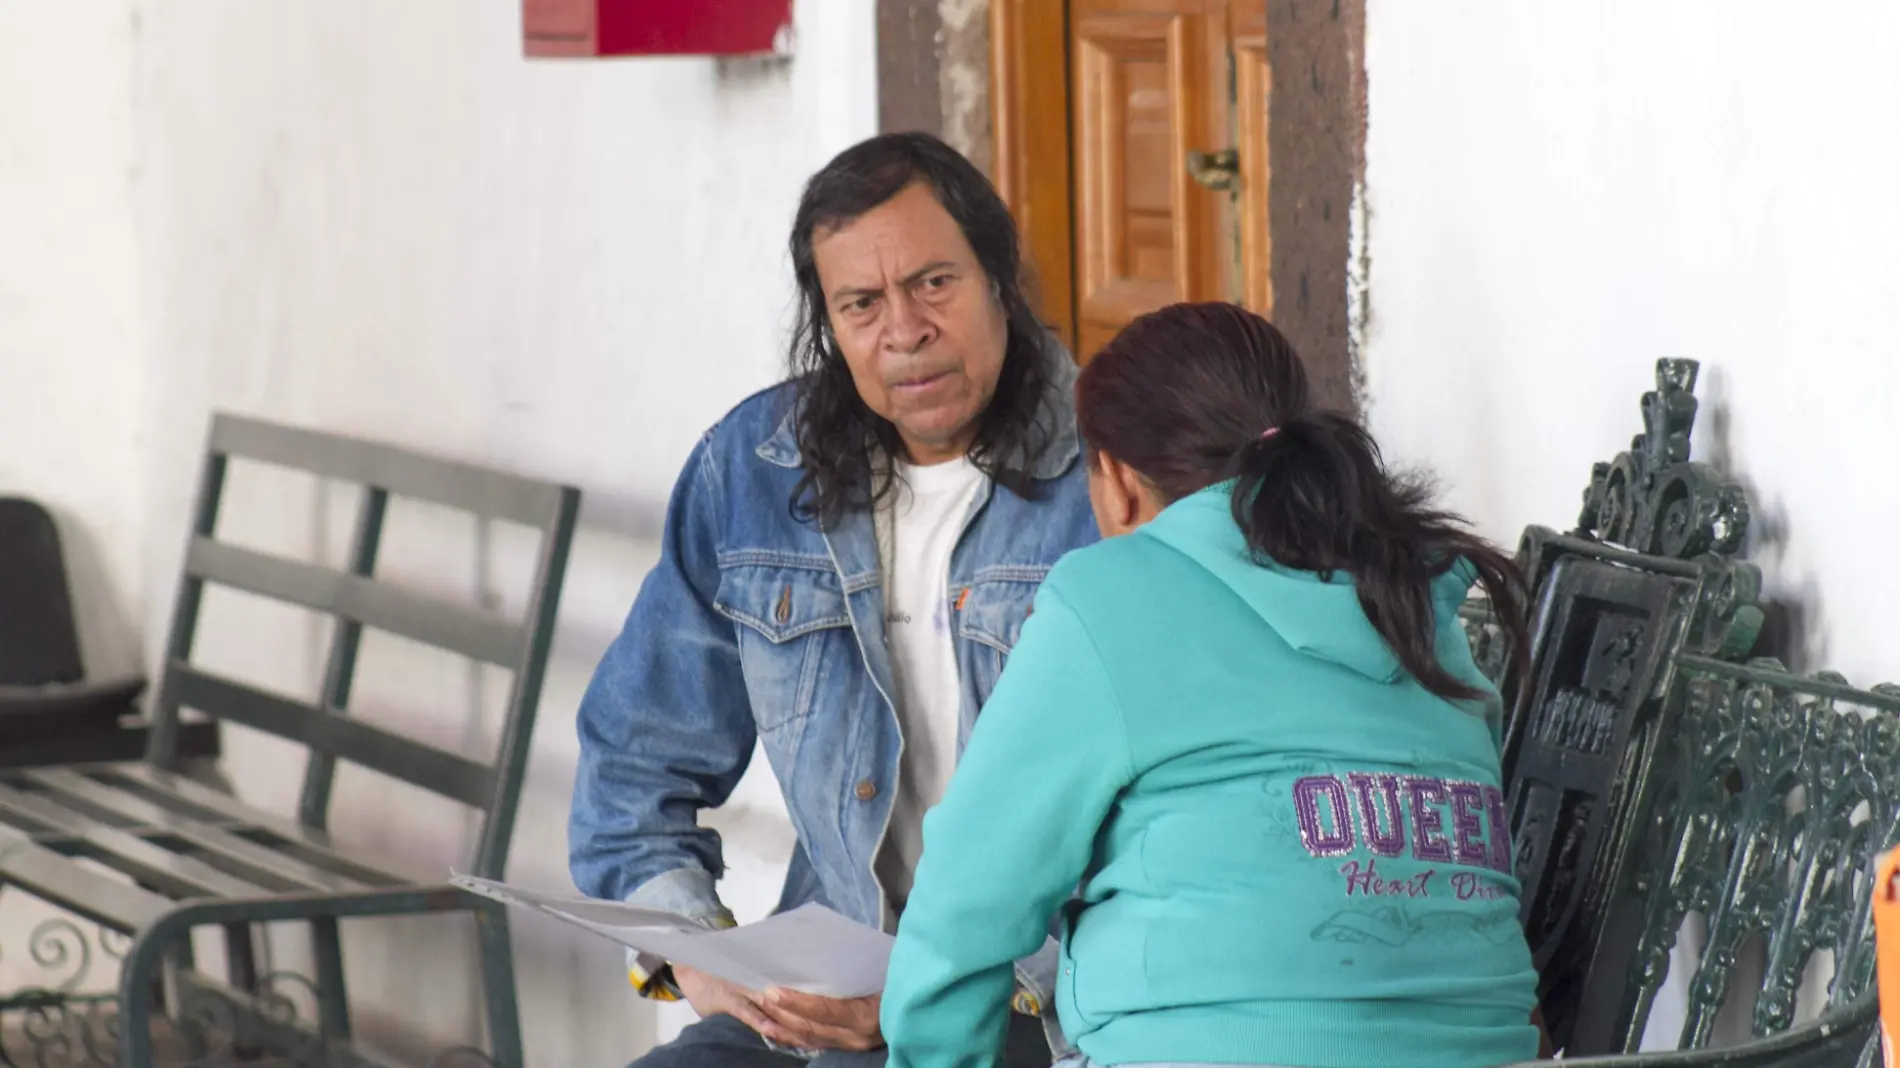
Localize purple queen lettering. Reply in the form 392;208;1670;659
1448;782;1489;867
1347;772;1407;857
1293;775;1355;857
1404;777;1454;863
1484;785;1513;875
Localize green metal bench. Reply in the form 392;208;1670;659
0;414;580;1068
1464;361;1890;1068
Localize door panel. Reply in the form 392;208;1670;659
1071;0;1231;361
1233;4;1271;317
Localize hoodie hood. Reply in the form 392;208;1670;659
1137;486;1478;684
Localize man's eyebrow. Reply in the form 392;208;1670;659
828;280;884;303
900;260;957;286
828;261;957;303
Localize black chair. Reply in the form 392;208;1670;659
0;498;218;766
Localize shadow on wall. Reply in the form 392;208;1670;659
543;484;672;665
1692;366;1823;673
1740;486;1827;673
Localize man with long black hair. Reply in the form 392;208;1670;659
570;132;1095;1068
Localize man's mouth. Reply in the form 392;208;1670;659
891;370;953;394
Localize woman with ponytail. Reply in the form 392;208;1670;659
880;303;1539;1068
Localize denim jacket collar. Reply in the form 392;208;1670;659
753;350;1081;481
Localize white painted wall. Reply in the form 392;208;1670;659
1362;0;1900;1048
0;2;148;680
2;0;874;1061
0;1;158;1008
1364;0;1900;684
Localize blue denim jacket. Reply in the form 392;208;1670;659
570;360;1097;1050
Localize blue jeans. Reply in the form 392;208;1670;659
628;1012;1053;1068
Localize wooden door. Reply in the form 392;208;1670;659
1070;0;1231;358
992;1;1268;361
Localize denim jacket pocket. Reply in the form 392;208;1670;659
956;574;1045;697
714;560;852;737
957;574;1045;653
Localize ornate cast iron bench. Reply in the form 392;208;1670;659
1464;361;1890;1068
0;414;579;1068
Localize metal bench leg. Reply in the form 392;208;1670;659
168;930;212;1061
224;922;261;1060
474;906;524;1068
118;924;218;1066
311;916;352;1043
118;927;173;1068
223;921;258;991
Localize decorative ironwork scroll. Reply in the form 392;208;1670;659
1616;659;1900;1052
0;920;503;1067
1563;358;1765;661
1578;358;1750;562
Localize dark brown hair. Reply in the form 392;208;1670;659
1074;302;1526;702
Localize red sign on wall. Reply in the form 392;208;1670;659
524;0;795;58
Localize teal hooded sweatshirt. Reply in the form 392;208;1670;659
881;486;1540;1068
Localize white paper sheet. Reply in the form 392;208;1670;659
450;873;894;997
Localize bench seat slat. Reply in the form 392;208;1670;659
0;785;93;836
105;766;406;887
0;781;283;897
0;827;170;929
10;767;235;829
27;770;378;893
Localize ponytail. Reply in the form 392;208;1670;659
1226;414;1527;702
1075;302;1529;706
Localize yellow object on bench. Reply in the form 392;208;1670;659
1877;846;1900;1068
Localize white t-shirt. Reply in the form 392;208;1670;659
872;455;989;913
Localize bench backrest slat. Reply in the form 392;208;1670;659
210;414;567;527
185;538;525;667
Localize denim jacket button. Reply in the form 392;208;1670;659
854;779;878;801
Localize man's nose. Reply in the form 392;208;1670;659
884;291;937;354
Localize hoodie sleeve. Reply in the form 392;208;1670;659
881;583;1135;1068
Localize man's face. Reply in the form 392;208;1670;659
811;181;1009;465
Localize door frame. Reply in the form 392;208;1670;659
988;0;1077;351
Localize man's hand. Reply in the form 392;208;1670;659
756;987;884;1052
672;965;775;1036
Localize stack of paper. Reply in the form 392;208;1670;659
450;872;894;998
